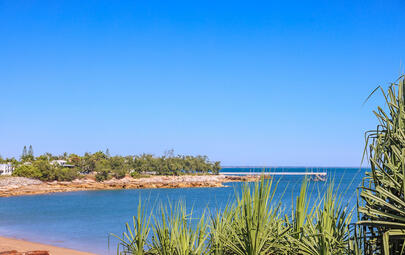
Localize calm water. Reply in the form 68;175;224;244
0;167;366;254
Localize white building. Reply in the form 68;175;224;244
0;163;14;176
51;160;67;166
50;160;74;168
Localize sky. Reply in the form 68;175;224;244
0;0;404;167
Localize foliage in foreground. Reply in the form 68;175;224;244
114;74;405;255
291;181;353;255
113;178;353;255
356;74;405;254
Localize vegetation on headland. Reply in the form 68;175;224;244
114;75;405;254
0;149;221;182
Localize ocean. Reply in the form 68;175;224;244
0;167;366;254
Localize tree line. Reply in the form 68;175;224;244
1;147;221;182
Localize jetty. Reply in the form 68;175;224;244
221;172;327;176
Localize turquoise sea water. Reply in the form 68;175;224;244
0;167;366;254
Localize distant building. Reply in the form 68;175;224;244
129;169;157;175
0;163;14;176
50;160;74;168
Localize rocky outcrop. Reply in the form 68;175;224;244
0;177;43;187
0;175;259;197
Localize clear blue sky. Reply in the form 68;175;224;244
0;0;404;166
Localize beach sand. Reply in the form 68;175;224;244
0;236;97;255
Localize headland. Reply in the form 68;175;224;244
0;175;259;197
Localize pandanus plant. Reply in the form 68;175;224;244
111;200;152;255
357;74;405;254
150;203;209;255
113;201;208;255
212;179;290;255
113;178;354;255
289;179;353;255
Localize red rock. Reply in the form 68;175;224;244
25;251;50;255
0;251;20;255
0;175;259;197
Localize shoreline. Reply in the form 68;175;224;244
0;236;97;255
0;175;259;197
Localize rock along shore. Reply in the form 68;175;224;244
0;175;259;197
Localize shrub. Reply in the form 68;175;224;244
112;168;126;179
95;169;110;182
34;160;56;181
55;167;79;181
12;164;42;179
130;172;150;179
12;161;78;181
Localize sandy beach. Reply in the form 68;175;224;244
0;236;97;255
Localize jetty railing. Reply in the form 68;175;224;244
220;172;327;176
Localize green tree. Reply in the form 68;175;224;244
213;161;221;174
95;168;110;181
21;146;27;160
44;152;54;160
68;154;81;166
12;164;42;179
36;155;47;161
11;149;220;181
28;145;33;157
56;167;78;181
34;160;57;181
